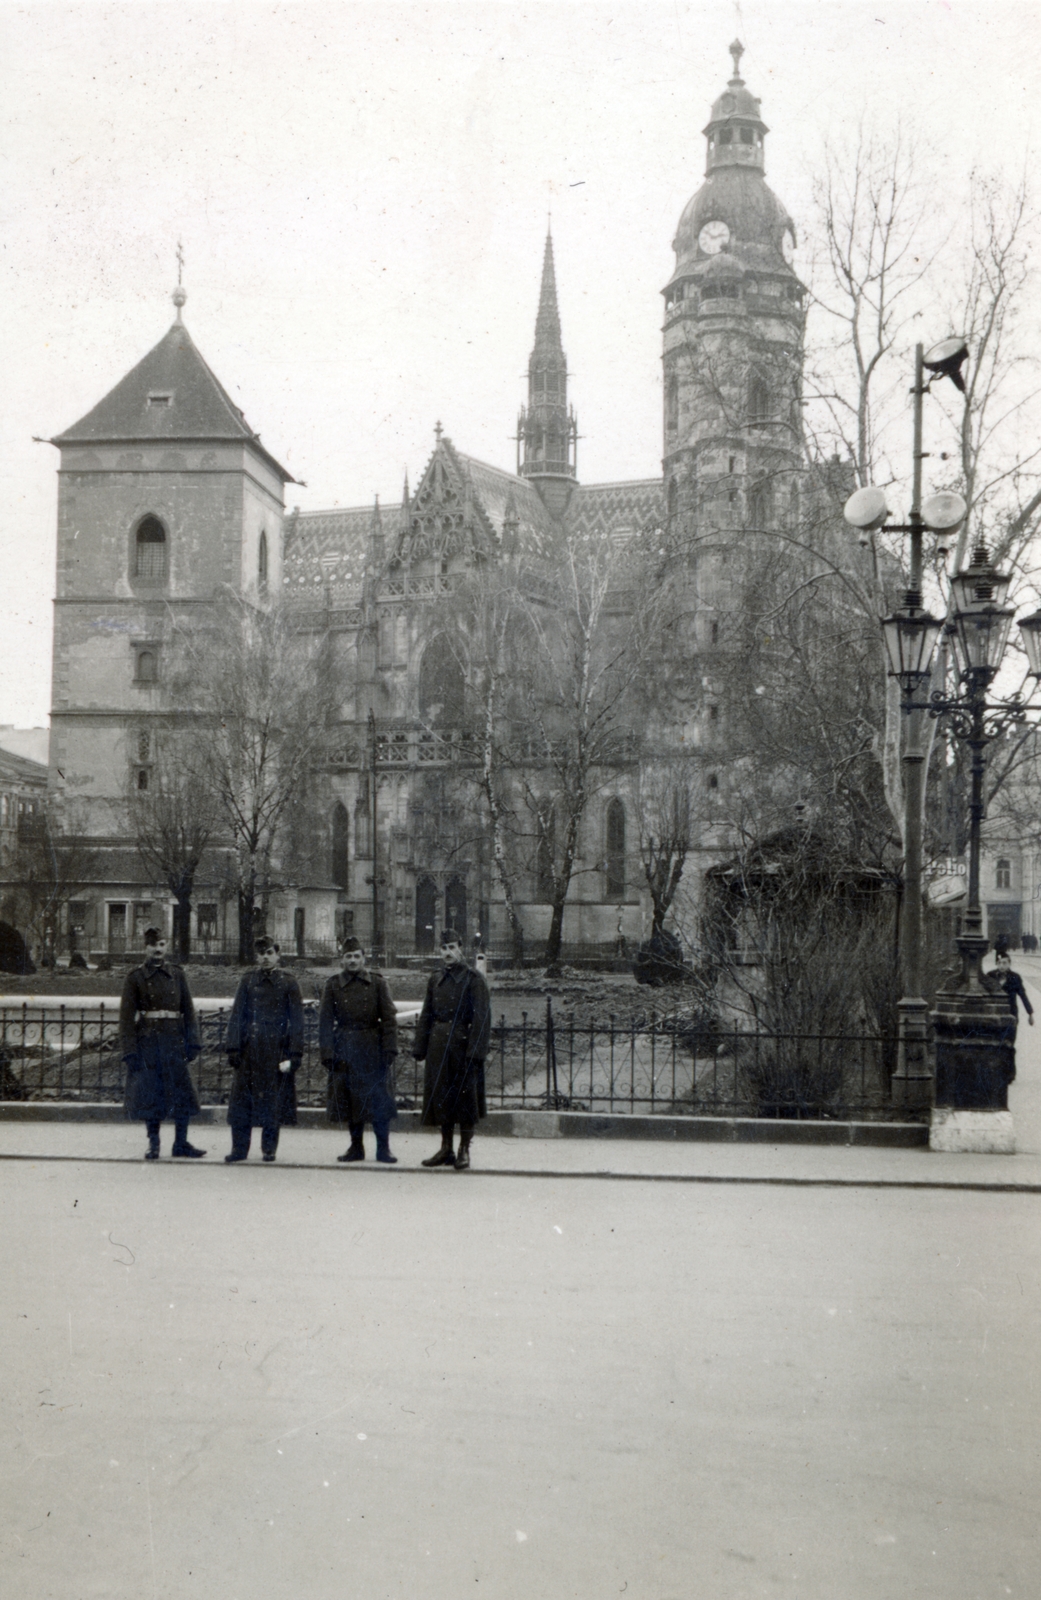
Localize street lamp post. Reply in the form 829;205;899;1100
849;339;1041;1148
844;342;961;1110
919;541;1029;1148
367;707;382;963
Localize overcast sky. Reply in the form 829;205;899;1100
2;0;1039;729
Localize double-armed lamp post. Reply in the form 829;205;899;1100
846;341;1041;1141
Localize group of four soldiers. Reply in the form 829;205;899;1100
119;927;491;1168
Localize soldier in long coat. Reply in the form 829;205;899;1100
120;928;205;1161
413;927;491;1170
224;937;304;1163
320;935;398;1163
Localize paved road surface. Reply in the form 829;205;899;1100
2;957;1039;1599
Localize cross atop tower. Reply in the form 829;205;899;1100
434;420;443;443
172;239;187;319
729;38;745;83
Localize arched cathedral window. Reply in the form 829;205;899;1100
748;375;771;425
419;635;465;726
748;478;772;530
332;802;350;888
605;799;626;900
134;516;167;581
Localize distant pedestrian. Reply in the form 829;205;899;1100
120;928;205;1161
320;935;399;1164
991;950;1035;1043
224;938;304;1163
414;927;490;1171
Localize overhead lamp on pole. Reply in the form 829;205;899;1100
842;341;971;1113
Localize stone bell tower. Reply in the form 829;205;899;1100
47;280;293;942
662;40;806;545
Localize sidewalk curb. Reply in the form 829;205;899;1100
0;1149;1034;1191
0;1102;929;1146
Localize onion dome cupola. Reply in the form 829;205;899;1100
665;41;802;296
662;42;806;533
517;231;578;520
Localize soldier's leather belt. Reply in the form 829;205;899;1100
140;1010;181;1020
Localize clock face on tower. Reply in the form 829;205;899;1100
698;220;730;256
781;228;795;265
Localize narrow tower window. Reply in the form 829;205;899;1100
605;799;626;900
134;516;167;581
258;530;269;594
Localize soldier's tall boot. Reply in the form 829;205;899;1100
338;1123;366;1162
171;1118;206;1158
454;1130;473;1171
422;1126;456;1167
374;1123;398;1164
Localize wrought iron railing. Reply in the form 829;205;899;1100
0;997;910;1120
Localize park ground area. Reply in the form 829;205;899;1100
3;962;1041;1598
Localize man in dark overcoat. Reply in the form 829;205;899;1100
120;927;205;1161
414;927;491;1170
991;949;1035;1047
320;934;398;1163
224;937;304;1163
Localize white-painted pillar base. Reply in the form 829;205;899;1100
930;1108;1015;1154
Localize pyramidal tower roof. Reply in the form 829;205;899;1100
53;307;293;482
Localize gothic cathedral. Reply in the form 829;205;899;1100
45;44;811;961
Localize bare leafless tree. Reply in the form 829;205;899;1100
172;594;340;961
126;730;221;961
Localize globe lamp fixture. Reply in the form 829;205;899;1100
921;490;967;532
843;486;889;532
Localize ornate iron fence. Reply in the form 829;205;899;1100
0;997;909;1121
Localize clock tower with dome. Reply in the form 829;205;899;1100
662;40;806;550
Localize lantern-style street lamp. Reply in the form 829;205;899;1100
844;341;970;1111
908;539;1041;1144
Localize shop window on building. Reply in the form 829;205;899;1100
1;796;8;825
197;904;218;941
132;903;154;943
996;858;1012;889
134;516;167;581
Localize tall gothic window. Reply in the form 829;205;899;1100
332;802;350;888
134;516;167;581
748;478;772;530
419;635;465;726
605;798;626;900
536;802;555;901
748;375;771;425
666;374;678;432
